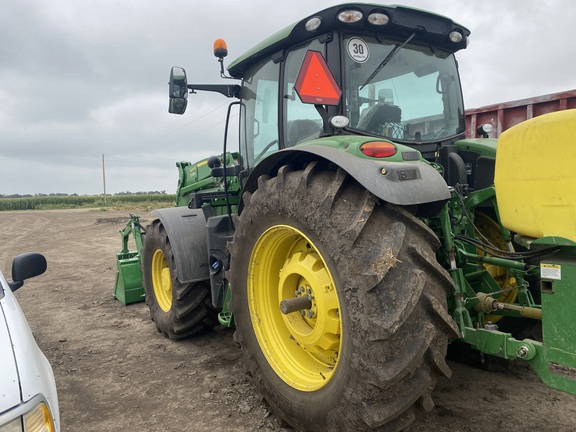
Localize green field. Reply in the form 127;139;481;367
0;194;177;211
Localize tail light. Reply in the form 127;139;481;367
360;141;397;158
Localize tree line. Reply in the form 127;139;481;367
0;191;168;199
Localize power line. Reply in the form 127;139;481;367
165;112;239;147
142;101;230;146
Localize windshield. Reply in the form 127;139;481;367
344;34;465;142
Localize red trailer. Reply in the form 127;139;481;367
465;89;576;138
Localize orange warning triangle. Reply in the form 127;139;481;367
294;51;341;106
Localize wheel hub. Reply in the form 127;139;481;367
278;252;340;354
151;249;172;312
248;225;342;391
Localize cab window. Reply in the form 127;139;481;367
240;58;280;167
283;39;324;147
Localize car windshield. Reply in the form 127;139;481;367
343;34;465;142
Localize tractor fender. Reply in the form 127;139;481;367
150;207;209;284
241;145;450;214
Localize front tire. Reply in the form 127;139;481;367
229;162;460;431
142;219;219;339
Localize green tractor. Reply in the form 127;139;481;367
114;4;576;431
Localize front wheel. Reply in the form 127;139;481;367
228;162;460;431
142;219;219;339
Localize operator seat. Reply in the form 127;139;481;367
286;119;321;147
357;89;403;139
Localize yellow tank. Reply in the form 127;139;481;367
494;109;576;242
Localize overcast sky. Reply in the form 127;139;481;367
1;0;573;195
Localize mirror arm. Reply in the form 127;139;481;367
187;84;240;98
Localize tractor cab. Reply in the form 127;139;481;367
169;4;469;170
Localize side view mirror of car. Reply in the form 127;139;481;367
8;253;47;292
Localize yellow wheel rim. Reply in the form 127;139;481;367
151;249;172;312
248;225;342;392
475;212;518;323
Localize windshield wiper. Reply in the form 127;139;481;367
360;32;416;90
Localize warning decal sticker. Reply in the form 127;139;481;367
541;263;561;280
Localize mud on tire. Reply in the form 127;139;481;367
228;162;460;431
142;219;219;339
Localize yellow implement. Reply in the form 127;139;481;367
495;109;576;241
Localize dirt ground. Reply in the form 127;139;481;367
1;208;575;432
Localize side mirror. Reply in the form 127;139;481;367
9;252;47;292
169;66;188;115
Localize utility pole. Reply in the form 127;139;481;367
102;154;107;204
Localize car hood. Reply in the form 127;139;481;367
0;297;22;413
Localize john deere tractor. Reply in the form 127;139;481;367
114;4;576;431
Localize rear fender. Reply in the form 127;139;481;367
150;207;209;284
241;145;450;215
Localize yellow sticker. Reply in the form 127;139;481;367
541;263;561;280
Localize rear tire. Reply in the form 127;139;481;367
229;162;460;431
142;219;219;339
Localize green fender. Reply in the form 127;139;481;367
240;145;450;215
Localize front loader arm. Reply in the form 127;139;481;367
118;213;146;256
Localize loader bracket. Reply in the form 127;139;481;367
114;214;146;305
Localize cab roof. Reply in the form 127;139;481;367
227;3;470;79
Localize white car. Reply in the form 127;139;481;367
0;253;60;432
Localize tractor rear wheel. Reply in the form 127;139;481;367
142;219;219;339
228;162;460;431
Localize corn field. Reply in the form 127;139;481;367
0;194;177;211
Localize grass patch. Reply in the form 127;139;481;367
0;195;177;211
